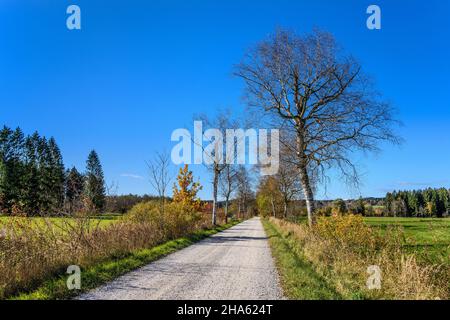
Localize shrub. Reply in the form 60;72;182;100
126;200;204;238
331;199;347;216
315;206;332;217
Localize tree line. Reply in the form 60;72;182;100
385;188;450;217
105;194;172;214
0;126;106;216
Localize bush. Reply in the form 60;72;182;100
315;206;332;217
126;201;204;238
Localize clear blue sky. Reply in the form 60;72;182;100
1;0;449;200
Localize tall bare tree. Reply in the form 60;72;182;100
197;111;233;225
146;151;171;212
276;156;302;218
235;29;400;225
235;166;254;219
219;163;238;223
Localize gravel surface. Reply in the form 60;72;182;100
78;217;284;300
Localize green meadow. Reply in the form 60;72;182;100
364;217;450;264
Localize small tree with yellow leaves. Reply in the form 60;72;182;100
172;165;203;212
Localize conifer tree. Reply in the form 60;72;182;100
65;167;84;214
37;136;53;215
22;133;40;215
85;150;106;213
48;137;65;212
0;127;14;213
0;127;67;216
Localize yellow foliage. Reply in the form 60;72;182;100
126;200;204;239
172;165;203;212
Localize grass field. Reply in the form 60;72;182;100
290;216;450;264
364;217;450;264
0;214;121;230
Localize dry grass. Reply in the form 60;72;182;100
269;215;449;300
0;201;214;299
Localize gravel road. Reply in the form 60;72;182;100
78;217;284;300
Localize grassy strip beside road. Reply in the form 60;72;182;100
11;220;241;300
262;219;342;300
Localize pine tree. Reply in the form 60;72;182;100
48;137;65;213
0;127;25;214
22;133;41;216
0;127;67;216
65;167;84;214
10;128;25;212
85;150;106;213
0;126;14;213
37;136;53;215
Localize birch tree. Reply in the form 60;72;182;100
219;163;238;223
198;111;233;225
235;29;400;225
146;151;171;212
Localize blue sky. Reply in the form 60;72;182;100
0;0;449;200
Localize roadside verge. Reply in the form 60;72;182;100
262;219;341;300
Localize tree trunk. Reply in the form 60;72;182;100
161;191;165;214
237;203;240;219
212;167;219;225
299;164;315;226
297;131;315;226
271;198;276;217
283;201;288;219
224;197;229;224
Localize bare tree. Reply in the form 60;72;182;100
197;111;233;225
219;163;238;223
276;156;302;218
235;29;401;225
104;180;119;213
235;166;254;219
146;151;171;212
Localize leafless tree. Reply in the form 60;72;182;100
276;154;302;218
235;29;401;225
197;111;233;225
104;180;119;213
219;163;239;223
146;151;171;212
235;166;254;219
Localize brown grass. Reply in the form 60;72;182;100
0;201;214;299
269;215;449;300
